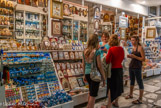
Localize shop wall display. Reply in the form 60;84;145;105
63;4;71;16
100;10;115;35
119;16;128;28
80;21;88;42
77;77;85;87
102;24;112;35
15;11;47;42
63;0;88;18
0;0;14;38
41;36;51;50
51;20;62;36
62;19;72;40
50;0;63;19
32;0;38;7
18;0;47;7
103;13;110;22
146;28;156;39
3;52;58;87
94;19;100;30
94;7;100;19
120;28;126;39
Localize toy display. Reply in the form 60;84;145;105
40;90;72;107
35;83;50;100
5;88;21;103
21;85;37;102
2;52;58;88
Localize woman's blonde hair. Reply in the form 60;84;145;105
108;34;119;47
85;34;99;57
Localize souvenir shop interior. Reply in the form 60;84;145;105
0;0;161;107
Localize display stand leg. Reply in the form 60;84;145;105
0;85;5;108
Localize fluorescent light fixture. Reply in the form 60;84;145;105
141;1;146;4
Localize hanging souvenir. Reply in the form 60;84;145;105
68;77;79;89
32;0;38;7
51;20;62;36
50;0;63;19
94;7;100;19
58;70;64;78
63;4;70;16
63;70;68;76
69;6;73;14
42;36;51;50
38;0;44;7
67;69;72;76
110;15;114;22
83;9;87;17
79;8;82;16
103;13;110;22
77;77;85;87
94;19;100;30
62;78;70;91
72;6;76;14
75;7;78;15
25;0;31;5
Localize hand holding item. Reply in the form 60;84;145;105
101;46;107;52
103;53;107;57
102;80;106;87
127;54;131;58
127;54;136;58
83;75;87;83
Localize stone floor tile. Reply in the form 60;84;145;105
144;93;158;100
130;104;148;108
153;80;161;83
143;84;160;93
154;99;161;107
148;99;154;103
155;91;161;94
147;82;156;86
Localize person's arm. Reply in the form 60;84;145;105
106;48;112;64
82;52;85;75
82;52;87;82
130;46;145;61
97;55;106;86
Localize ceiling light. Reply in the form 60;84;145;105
141;1;146;4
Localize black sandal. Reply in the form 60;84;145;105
132;99;143;104
112;103;119;107
125;95;133;99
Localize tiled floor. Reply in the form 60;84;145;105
77;75;161;108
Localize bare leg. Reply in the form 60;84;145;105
130;85;134;96
112;97;119;107
107;90;112;108
88;96;95;108
139;89;144;101
87;93;90;108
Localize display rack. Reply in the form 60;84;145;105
0;1;14;39
15;10;48;43
80;21;88;42
62;18;73;40
101;22;112;35
62;18;88;42
2;51;74;107
51;50;85;91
